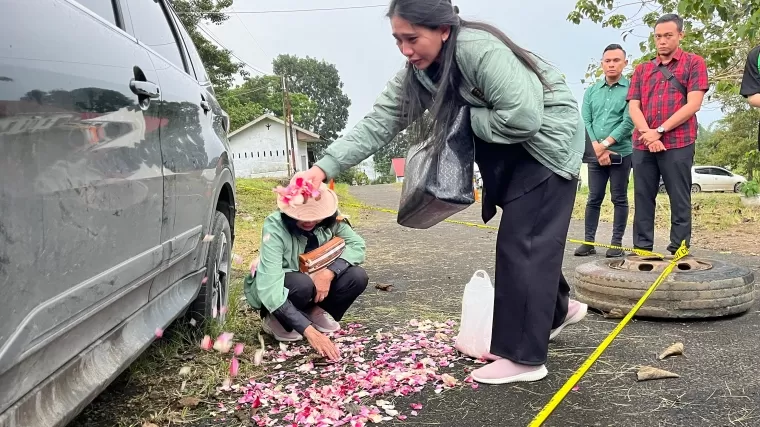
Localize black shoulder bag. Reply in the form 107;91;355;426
653;60;687;103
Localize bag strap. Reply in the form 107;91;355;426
652;59;687;101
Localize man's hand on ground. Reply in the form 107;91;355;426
310;269;334;303
304;325;341;361
648;140;667;152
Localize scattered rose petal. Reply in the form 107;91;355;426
179;366;191;376
200;335;213;351
410;403;423;410
250;257;260;275
234;343;244;356
232;253;243;264
189;318;197;327
441;373;458;387
213;332;234;353
212;305;217;319
201;276;208;285
220;306;228;315
572;385;580;391
203;234;214;243
253;348;264;366
154;328;163;338
230;357;240;377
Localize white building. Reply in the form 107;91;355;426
228;114;321;178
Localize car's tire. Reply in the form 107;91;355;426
573;258;755;319
735;182;744;193
691;184;701;193
190;211;232;325
658;184;667;194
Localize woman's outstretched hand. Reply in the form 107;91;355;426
303;325;341;361
291;166;327;189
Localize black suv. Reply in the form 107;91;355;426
0;1;236;426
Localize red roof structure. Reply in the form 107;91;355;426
391;158;405;178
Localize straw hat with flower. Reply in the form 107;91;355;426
273;178;338;222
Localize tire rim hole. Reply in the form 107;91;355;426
677;263;691;271
638;263;654;272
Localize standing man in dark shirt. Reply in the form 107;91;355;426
575;44;634;258
740;44;760;107
627;13;709;254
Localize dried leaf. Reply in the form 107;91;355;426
253;349;264;366
374;283;393;291
603;308;626;319
636;366;680;381
177;396;201;408
179;366;191;376
658;342;684;360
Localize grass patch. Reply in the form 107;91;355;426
573;190;760;233
71;178;363;427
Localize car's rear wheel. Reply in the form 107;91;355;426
734;182;744;193
190;211;231;325
691;184;701;193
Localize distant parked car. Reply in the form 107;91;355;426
658;166;746;194
0;1;236;426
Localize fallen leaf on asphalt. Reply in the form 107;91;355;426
658;342;684;360
374;283;393;291
636;366;680;381
177;396;201;408
603;308;626;319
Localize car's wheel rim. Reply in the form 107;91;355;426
211;232;230;324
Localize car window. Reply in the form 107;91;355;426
77;0;118;26
168;7;210;83
694;168;708;174
712;168;731;176
129;0;186;72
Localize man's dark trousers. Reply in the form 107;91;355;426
632;144;695;253
584;155;633;246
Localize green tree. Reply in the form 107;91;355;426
568;0;760;101
273;55;351;154
170;0;248;91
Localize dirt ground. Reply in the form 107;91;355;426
344;184;760;427
69;184;760;427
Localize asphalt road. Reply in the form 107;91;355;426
347;184;760;427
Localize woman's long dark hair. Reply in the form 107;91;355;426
387;0;551;143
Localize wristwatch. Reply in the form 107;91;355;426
656;126;666;134
601;140;611;148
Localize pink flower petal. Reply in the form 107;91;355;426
230;357;240;377
203;234;214;243
154;328;163;338
220;305;228;315
234;343;245;356
572;385;580;391
200;335;213;351
201;276;208;285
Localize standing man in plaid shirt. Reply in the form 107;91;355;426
627;13;709;255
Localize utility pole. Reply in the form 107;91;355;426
281;76;292;176
282;76;298;172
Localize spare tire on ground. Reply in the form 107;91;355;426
573;256;756;319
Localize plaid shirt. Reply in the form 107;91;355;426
626;48;709;150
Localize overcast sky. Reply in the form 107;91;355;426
210;0;723;142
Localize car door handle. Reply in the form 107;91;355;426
129;79;160;98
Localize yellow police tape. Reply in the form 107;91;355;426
528;240;689;426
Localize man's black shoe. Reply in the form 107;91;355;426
606;247;625;258
574;244;596;256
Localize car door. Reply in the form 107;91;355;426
693;167;713;191
0;0;163;414
710;167;733;191
124;0;221;297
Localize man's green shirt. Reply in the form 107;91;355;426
582;77;634;157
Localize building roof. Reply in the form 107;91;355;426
391;158;405;177
228;113;321;142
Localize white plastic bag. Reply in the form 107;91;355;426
454;270;494;359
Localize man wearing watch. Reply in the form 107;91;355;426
575;44;634;258
626;13;709;255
